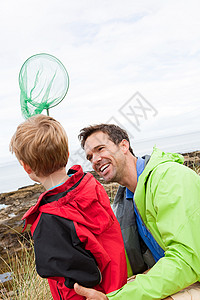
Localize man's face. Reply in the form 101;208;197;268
84;131;127;183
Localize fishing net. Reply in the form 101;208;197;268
19;53;69;118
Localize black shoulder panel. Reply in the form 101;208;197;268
33;213;101;288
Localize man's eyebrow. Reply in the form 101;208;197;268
88;144;104;152
94;144;104;149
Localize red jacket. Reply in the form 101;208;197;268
22;165;127;299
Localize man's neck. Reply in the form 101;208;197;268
39;168;69;190
118;154;138;193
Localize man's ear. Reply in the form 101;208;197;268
119;139;129;153
20;160;32;174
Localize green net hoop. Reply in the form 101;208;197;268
19;53;69;119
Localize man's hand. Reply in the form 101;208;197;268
74;283;108;300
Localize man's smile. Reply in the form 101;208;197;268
99;163;110;174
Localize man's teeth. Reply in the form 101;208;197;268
100;164;109;172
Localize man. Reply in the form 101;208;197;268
74;124;200;300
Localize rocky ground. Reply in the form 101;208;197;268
0;151;199;270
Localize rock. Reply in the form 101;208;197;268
0;183;45;265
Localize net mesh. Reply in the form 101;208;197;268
19;53;69;118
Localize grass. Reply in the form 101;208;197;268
0;235;52;300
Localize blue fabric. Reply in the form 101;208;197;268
49;174;73;191
126;157;164;262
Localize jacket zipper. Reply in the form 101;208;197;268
57;281;63;300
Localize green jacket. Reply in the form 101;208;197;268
108;147;200;300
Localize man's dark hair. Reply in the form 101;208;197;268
78;124;134;155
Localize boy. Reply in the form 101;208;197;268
9;115;127;300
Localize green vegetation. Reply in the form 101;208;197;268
0;237;52;300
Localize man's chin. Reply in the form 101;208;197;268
95;168;115;183
102;173;115;183
96;172;111;182
103;177;112;183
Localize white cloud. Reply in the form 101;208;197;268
0;0;200;165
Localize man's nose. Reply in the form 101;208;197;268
92;153;101;165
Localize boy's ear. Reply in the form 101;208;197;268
20;160;32;174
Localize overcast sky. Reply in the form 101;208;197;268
0;0;200;166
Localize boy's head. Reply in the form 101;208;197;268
10;114;69;177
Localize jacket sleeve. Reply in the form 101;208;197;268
32;213;101;298
107;164;200;300
48;277;85;300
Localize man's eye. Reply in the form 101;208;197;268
99;147;104;151
87;155;92;162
